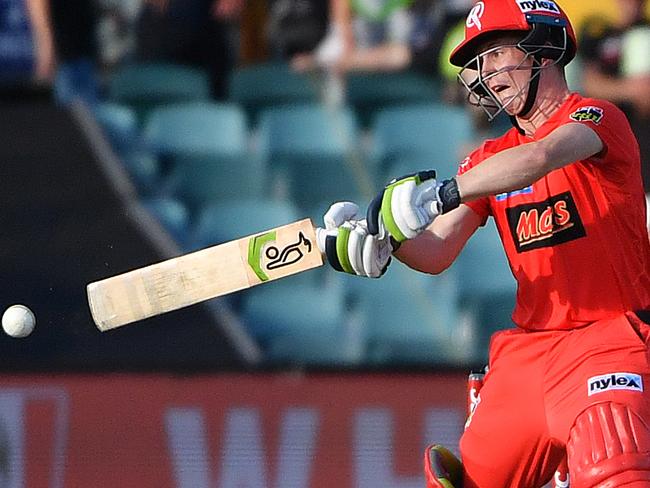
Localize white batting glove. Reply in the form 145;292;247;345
316;202;394;278
367;171;461;243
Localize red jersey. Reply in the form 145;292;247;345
459;93;650;330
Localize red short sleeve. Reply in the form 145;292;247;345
564;100;640;172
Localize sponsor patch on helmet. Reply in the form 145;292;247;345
569;106;604;124
516;0;560;14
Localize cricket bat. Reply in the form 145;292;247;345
87;218;323;331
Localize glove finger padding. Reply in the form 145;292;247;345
322;219;392;278
324;201;360;229
363;234;392;277
375;170;440;243
347;223;367;276
366;192;384;236
392;179;425;238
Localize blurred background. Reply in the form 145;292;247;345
0;0;648;486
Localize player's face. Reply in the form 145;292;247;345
478;42;533;115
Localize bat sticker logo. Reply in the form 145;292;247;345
266;232;312;270
248;231;312;281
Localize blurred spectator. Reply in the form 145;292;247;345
1;0;99;106
266;0;329;59
25;0;56;84
580;0;650;191
96;0;141;72
49;0;100;107
290;0;446;74
135;0;245;99
0;0;55;85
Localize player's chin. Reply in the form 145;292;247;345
501;95;525;116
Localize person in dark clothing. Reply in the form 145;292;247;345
580;0;650;191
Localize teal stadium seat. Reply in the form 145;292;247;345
94;102;140;155
371;104;473;182
228;62;319;124
345;70;440;127
144;102;247;156
94;103;161;193
140;197;191;246
349;260;463;366
143;102;263;210
189;198;301;249
451;219;517;364
258;104;373;215
241;278;360;366
107;62;211;123
122;151;161;195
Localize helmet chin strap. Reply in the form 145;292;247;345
509;55;542;134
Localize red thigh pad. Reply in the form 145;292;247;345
567;402;650;487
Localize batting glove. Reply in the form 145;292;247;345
424;445;463;488
367;171;461;243
316;202;394;278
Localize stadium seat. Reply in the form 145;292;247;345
228;62;319;123
345;70;440;127
93;103;161;194
451;219;517;364
122;151;161;195
140;196;191;246
240;277;358;366
107;62;211;123
143;102;259;210
371;104;473;180
189;198;301;249
162;152;266;213
258;104;373;214
94;102;140;155
350;261;463;366
266;326;365;367
144;102;247;157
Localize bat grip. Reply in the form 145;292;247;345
315;227;336;255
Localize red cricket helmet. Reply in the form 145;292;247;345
450;0;577;68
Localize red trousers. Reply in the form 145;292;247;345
460;312;650;488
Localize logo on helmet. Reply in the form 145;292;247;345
516;0;560;14
466;1;485;30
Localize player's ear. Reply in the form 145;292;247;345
540;57;554;67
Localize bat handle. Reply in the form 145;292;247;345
315;227;336;255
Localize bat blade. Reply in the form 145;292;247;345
87;219;323;331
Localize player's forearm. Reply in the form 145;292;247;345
393;206;482;274
455;123;602;203
455;141;549;202
394;230;456;274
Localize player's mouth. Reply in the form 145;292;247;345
491;83;510;94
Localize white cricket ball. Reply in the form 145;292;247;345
2;304;36;338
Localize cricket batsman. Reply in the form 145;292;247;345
318;0;650;486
